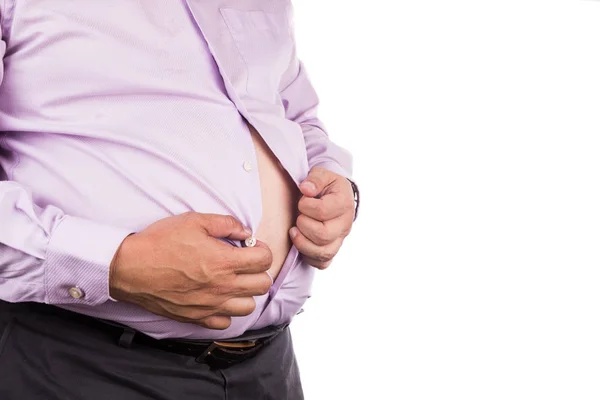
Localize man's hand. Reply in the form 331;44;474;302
109;213;273;330
290;167;355;270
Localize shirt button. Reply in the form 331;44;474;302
242;160;253;172
244;236;257;247
69;287;84;299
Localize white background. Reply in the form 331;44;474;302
290;1;600;399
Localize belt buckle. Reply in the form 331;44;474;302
195;340;257;365
213;340;257;350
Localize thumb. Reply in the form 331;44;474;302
201;214;252;241
300;167;333;198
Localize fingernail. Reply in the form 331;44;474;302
301;181;316;192
243;227;252;235
289;227;298;239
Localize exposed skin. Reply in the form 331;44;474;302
108;166;354;330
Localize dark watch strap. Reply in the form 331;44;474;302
346;178;360;222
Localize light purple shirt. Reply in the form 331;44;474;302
0;1;352;339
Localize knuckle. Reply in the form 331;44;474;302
258;276;272;295
337;200;350;214
324;249;337;260
314;254;328;262
223;215;238;228
297;197;306;211
259;249;273;269
183;308;209;321
181;211;199;225
315;204;327;220
314;225;330;243
159;302;180;317
198;295;221;309
312;236;329;247
210;282;233;298
344;199;355;213
220;247;240;272
206;220;219;233
242;297;257;314
167;295;193;308
311;178;323;189
299;199;311;215
316;250;336;262
341;226;352;237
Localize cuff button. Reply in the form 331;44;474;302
69;287;84;299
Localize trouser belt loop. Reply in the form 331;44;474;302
118;327;137;349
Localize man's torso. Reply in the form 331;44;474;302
0;0;314;339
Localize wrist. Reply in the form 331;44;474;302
346;178;360;221
43;215;133;306
108;233;134;301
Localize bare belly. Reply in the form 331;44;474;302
247;123;301;280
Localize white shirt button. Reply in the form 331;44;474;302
244;236;257;247
242;160;253;172
69;287;84;299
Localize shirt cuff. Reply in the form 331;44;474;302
43;215;133;306
311;160;352;181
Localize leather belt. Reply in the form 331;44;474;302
118;323;286;369
2;301;286;370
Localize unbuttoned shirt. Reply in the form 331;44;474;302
0;0;353;339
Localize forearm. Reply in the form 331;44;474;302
278;18;354;180
0;182;131;305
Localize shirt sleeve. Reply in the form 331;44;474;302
0;186;132;306
0;23;132;306
278;5;354;180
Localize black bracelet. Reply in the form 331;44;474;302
346;178;360;222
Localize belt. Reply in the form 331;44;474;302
113;321;287;369
2;301;286;370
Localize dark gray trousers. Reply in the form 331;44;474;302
0;301;304;400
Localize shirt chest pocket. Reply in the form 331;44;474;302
220;7;293;103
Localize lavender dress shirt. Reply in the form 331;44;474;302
0;0;353;339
